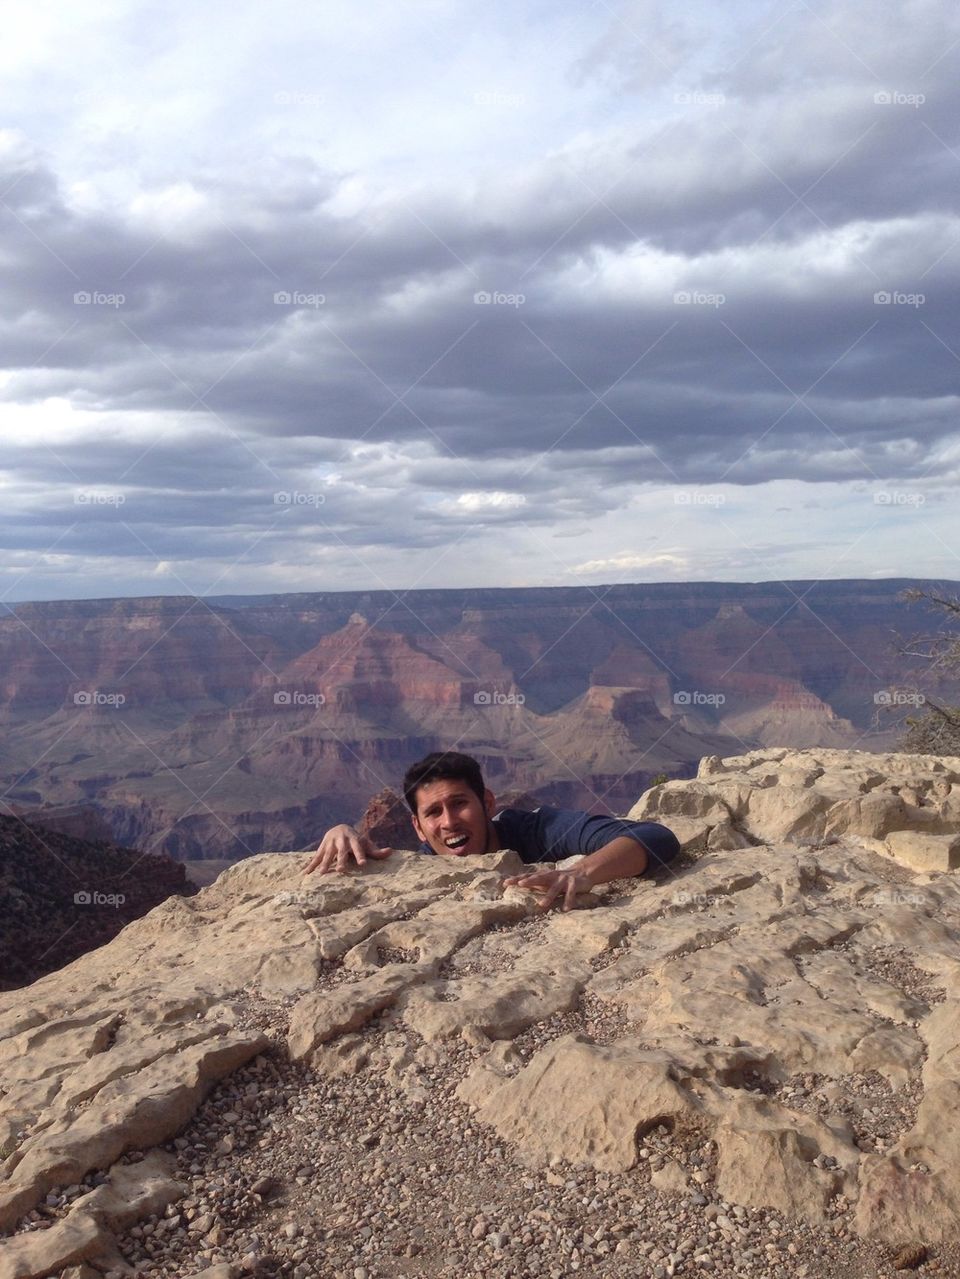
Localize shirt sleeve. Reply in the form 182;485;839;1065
496;807;681;872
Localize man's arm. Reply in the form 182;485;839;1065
575;834;649;884
502;835;648;911
304;824;394;874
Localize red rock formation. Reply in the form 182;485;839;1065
356;788;416;851
0;582;952;860
0;597;280;711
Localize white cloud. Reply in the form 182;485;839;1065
448;491;527;514
571;551;690;576
1;0;958;598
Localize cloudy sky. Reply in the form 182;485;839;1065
2;0;959;601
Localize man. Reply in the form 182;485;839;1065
305;751;680;912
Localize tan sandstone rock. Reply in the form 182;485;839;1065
1;749;958;1270
634;746;960;875
0;1151;181;1279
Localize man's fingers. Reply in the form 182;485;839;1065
369;845;395;860
503;872;559;897
563;876;579;912
502;870;588;910
535;876;563;911
305;847;336;874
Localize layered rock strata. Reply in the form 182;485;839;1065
4;580;954;862
0;750;958;1278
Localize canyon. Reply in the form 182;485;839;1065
0;580;954;863
0;748;958;1279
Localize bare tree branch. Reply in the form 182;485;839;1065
894;589;960;754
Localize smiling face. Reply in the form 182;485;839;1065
410;778;498;857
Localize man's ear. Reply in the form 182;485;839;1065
483;788;496;818
411;811;425;842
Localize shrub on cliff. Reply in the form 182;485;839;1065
0;816;196;989
897;589;960;755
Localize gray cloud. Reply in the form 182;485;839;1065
1;0;958;598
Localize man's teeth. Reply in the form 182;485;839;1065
445;835;469;849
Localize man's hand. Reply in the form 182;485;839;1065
501;866;593;912
304;824;394;874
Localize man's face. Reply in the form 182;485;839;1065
411;778;497;857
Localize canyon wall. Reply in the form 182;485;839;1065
0;580;954;861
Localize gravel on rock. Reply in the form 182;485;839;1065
74;980;957;1279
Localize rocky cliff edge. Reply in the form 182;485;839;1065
1;748;959;1279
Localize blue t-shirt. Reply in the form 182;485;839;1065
418;806;680;873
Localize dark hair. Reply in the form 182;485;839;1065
403;751;486;813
